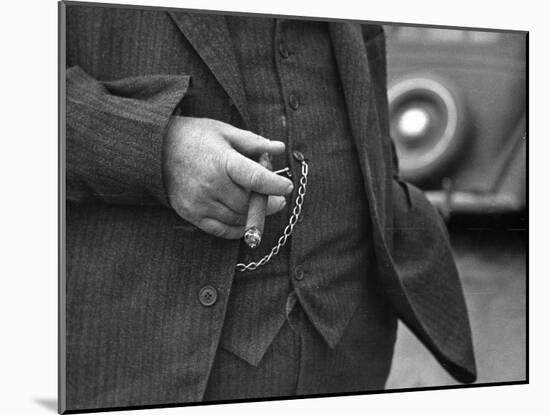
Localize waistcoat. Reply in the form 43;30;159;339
220;16;393;366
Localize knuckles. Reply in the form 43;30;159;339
198;218;226;238
247;168;262;190
163;117;253;238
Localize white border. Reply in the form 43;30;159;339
1;0;543;414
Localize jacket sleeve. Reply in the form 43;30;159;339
65;65;191;206
362;25;477;383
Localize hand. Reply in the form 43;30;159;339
162;116;294;239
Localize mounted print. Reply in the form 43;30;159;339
59;1;527;413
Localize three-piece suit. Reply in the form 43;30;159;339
62;3;476;412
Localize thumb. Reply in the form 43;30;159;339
266;196;288;216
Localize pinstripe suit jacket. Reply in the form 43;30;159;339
62;2;476;411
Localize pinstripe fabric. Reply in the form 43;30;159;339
66;66;189;205
63;4;476;411
328;24;476;381
66;204;239;410
205;318;301;401
65;5;244;410
219;16;396;371
205;287;396;401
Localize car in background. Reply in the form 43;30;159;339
383;25;526;220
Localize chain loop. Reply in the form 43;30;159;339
236;160;308;272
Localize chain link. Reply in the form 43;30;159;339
236;160;309;272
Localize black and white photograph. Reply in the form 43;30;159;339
55;1;528;413
5;0;549;413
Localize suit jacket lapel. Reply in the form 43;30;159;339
166;15;383;227
168;11;251;128
330;24;477;382
328;22;385;229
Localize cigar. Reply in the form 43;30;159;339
243;152;272;248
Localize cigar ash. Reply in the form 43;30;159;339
244;226;262;248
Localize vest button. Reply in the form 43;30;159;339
279;41;290;59
198;285;218;307
288;93;300;110
294;266;305;281
292;150;305;162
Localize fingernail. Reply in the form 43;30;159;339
280;199;287;209
286;183;294;194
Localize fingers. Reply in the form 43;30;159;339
208;200;247;226
212;194;286;226
215;184;250;214
200;197;286;239
225;151;294;196
195;195;286;238
221;123;286;156
197;218;244;240
266;196;287;216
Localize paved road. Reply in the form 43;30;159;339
387;227;526;388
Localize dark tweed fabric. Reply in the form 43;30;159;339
219;15;393;370
65;6;245;410
62;3;476;412
205;297;396;401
